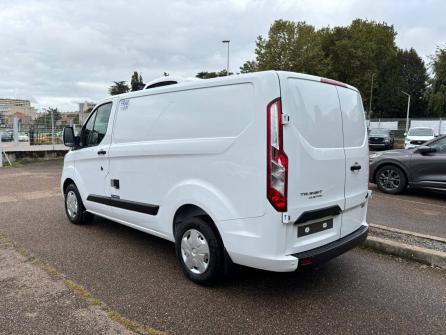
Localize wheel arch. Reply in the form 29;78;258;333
172;204;224;246
62;178;76;193
373;161;410;184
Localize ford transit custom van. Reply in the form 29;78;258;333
61;71;369;284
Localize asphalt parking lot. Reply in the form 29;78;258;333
0;160;445;334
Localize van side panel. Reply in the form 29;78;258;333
108;77;279;237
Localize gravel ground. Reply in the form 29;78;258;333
370;227;446;252
1;159;445;334
0;236;135;335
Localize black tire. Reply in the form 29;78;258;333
375;165;407;194
64;183;93;224
175;216;224;285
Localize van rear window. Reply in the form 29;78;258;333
337;88;366;147
287;78;343;149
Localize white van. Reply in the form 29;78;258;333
61;71;369;284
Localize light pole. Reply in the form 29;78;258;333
222;40;230;75
401;91;411;132
368;73;375;120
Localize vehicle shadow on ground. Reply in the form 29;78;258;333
369;183;446;201
89;215;350;292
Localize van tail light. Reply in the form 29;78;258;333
266;98;288;212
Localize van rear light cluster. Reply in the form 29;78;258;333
266;98;288;212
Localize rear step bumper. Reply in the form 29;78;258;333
291;225;368;267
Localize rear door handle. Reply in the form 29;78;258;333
350;163;362;171
97;149;106;155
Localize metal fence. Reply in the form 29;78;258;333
367;118;445;137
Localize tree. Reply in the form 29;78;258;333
323;19;398;111
427;47;446;116
240;60;258;73
247;20;331;76
34;107;61;126
131;71;144;91
109;81;130;95
195;70;233;79
374;48;428;117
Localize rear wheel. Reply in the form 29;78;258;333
175;217;224;285
64;184;93;224
375;165;407;194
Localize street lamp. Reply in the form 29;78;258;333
401;91;411;132
222;40;230;75
368;73;375;120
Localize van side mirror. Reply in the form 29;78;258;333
416;146;436;155
63;126;77;147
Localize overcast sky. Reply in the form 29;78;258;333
1;0;445;112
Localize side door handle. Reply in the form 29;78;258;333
350;163;362;171
97;149;106;155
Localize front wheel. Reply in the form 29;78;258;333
375;165;407;194
175;217;224;285
64;184;93;224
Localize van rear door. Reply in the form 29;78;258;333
337;86;369;237
279;73;345;252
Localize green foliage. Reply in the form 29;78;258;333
374;48;427;117
240;60;258;73
240;19;436;117
35;107;61;126
196;70;233;79
109;81;130;95
131;71;144;91
427;47;446;116
253;20;331;76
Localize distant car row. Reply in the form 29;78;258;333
0;130;29;142
369;127;438;150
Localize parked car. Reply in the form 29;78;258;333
368;128;394;150
404;127;435;149
18;132;29;142
0;131;13;142
369;134;446;194
61;71;369;284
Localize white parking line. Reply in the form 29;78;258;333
373;194;446;210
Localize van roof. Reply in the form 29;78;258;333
102;71;359;104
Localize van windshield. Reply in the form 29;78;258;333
408;128;433;136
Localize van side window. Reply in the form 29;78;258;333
91;103;112;145
81;103;112;147
81;111;97;147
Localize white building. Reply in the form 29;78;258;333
0;98;37;125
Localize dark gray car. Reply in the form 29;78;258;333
368;128;394;150
369;134;446;194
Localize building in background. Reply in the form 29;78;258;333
57;112;79;126
78;101;96;125
0;98;37;126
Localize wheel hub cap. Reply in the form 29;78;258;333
66;190;78;219
378;169;400;190
181;229;210;274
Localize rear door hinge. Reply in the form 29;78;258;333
282;113;290;125
282;213;291;224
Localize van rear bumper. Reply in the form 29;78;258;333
290;225;368;267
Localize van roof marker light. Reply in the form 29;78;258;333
320;78;348;88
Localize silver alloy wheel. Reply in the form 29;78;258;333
181;229;210;275
378;169;400;191
66;190;78;219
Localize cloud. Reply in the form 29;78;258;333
0;0;445;111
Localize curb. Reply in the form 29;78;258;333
364;236;446;269
369;223;446;243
